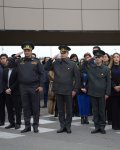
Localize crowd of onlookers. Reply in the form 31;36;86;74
69;46;120;131
70;46;120;131
0;45;120;133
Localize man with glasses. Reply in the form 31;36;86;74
84;50;111;134
45;46;80;134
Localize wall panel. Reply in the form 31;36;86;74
82;0;118;9
0;0;3;6
0;7;4;29
83;10;118;30
44;0;82;9
4;0;43;8
44;9;82;30
4;8;43;30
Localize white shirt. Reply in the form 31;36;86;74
8;68;12;87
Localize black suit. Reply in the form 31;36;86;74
3;67;21;125
0;64;5;124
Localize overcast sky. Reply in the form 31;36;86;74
0;45;120;59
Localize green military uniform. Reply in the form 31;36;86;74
45;46;80;133
85;50;111;133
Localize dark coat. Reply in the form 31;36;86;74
45;58;80;95
3;67;20;95
17;57;44;87
0;65;3;93
84;62;111;97
111;64;120;96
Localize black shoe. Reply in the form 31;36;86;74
81;118;85;124
21;127;31;133
0;122;4;126
57;127;66;133
66;127;72;134
54;113;58;117
33;127;39;133
112;127;120;130
84;117;89;124
91;129;100;134
5;124;15;129
15;124;21;129
100;129;106;134
108;121;112;125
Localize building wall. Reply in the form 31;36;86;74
0;0;119;31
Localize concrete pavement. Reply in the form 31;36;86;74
0;109;120;150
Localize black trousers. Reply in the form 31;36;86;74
6;94;21;125
90;96;106;130
111;95;120;130
0;92;6;123
72;94;79;116
43;82;49;106
20;84;40;128
106;96;112;122
56;94;72;128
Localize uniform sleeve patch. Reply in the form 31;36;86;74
31;61;37;65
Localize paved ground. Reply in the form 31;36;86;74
0;104;120;150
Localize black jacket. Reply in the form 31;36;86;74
84;62;111;97
3;67;20;95
0;64;3;93
17;57;44;86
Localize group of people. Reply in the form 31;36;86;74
0;43;120;135
0;42;44;133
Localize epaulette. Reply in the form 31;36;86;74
31;57;40;62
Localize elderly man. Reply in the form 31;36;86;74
45;46;80;134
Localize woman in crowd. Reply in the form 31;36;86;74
103;53;112;125
70;54;80;117
42;57;50;108
110;53;120;130
77;53;91;124
103;53;111;66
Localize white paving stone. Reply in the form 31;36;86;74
115;131;120;134
0;131;25;139
72;117;81;121
37;127;56;133
21;119;56;124
43;114;54;118
72;122;82;126
88;120;94;124
39;119;56;124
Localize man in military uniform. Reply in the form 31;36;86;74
17;42;44;133
45;46;80;134
85;50;111;134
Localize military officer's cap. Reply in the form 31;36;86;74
21;41;34;51
93;50;105;57
58;45;71;53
